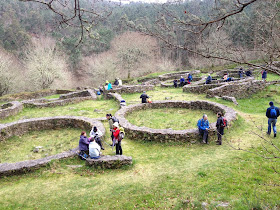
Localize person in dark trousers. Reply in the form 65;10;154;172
106;113;114;142
262;70;267;81
187;73;193;84
216;112;224;145
180;76;185;87
140;91;149;103
79;131;90;157
205;74;212;84
114;78;119;86
173;79;178;88
90;126;104;150
112;122;122;155
197;114;210;144
246;70;252;77
266;101;280;137
239;68;244;78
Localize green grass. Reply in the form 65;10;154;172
0;85;280;209
126;108;216;130
0;99;119;124
0;128;82;163
43;94;61;99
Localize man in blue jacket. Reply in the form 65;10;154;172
266;101;280;137
180;76;185;87
197;114;210;144
205;74;212;84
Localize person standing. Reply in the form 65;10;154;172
216;112;224;145
266;101;280;137
106;114;114;142
187;73;193;84
262;70;267;82
112;122;122;155
180;76;185;87
140;91;149;103
173;79;178;88
197;114;210;144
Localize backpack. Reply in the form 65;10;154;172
270;108;277;118
112;116;119;123
119;132;125;141
221;117;228;128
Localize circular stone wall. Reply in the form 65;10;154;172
0;101;23;120
115;100;237;143
0;116;105;176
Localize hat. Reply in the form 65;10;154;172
269;101;274;106
106;80;109;83
113;122;119;127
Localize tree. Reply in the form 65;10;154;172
25;37;70;90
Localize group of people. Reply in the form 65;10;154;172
197;101;279;145
173;73;193;88
105;78;123;91
78;114;125;159
197;112;226;145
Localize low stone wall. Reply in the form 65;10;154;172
158;70;200;81
22;97;92;108
109;85;155;94
107;93;126;108
0;101;23;120
183;83;224;94
206;80;266;99
59;90;92;99
141;78;161;86
0;116;105;176
115;101;237;143
86;155;132;169
0;89;73;102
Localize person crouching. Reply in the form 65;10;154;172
89;137;101;159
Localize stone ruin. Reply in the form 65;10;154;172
0;116;105;176
158;70;200;81
86;155;132;169
22;90;97;108
0;101;23;120
108;85;155;94
115;100;237;143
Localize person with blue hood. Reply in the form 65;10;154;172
266;101;280;137
262;69;267;81
180;76;185;87
205;74;212;84
197;114;210;144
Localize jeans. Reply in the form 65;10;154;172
268;118;277;134
199;129;209;143
116;141;122;155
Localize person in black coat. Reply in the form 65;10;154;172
216;112;224;145
173;79;178;88
140;91;149;103
114;78;119;86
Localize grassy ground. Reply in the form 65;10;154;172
126;108;217;130
0;99;119;124
0;85;279;209
0;128;81;163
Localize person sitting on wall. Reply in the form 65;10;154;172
223;73;228;81
180;76;185;87
140;91;149;103
245;70;252;77
114;78;119;86
197;114;210;144
107;81;112;90
239;68;244;78
205;74;212;84
262;69;267;82
173;79;178;88
118;78;122;86
89;137;101;159
90;126;104;150
79;131;90;159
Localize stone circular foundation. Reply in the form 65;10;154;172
0;116;105;176
0;101;23;120
115;100;237;143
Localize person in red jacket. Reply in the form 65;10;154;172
112;122;122;155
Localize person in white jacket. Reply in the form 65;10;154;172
90;126;104;150
89;138;101;159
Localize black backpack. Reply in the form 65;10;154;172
112;116;119;123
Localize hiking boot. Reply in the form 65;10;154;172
274;133;277;138
266;132;270;135
101;147;105;150
202;140;206;144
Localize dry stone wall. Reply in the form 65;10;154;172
86;155;132;169
206;80;266;99
0;116;105;176
109;85;155;94
158;70;200;81
115;101;237;143
0;101;23;120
